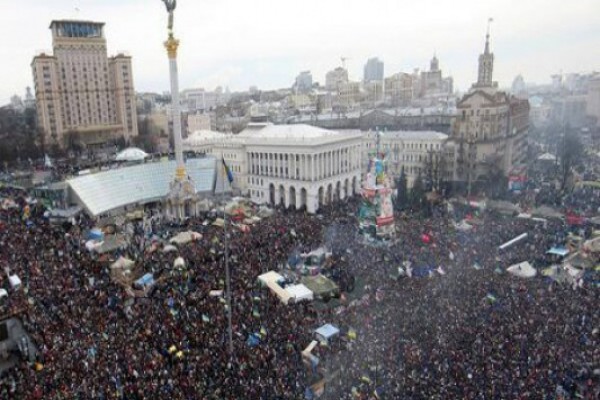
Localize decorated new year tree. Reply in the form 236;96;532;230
359;147;395;240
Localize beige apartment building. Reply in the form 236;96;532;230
32;20;138;148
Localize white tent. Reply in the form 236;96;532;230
257;271;292;304
110;256;135;270
258;271;283;286
0;288;7;299
174;257;186;268
169;231;202;245
454;220;473;232
115;147;149;162
85;240;103;252
537;152;557;162
162;244;178;253
507;261;537;278
315;324;340;343
565;264;585;279
285;284;314;302
583;237;600;253
9;275;22;288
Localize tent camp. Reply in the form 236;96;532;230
541;265;569;283
9;275;22;289
531;206;563;220
115;147;149;162
302;340;320;368
85;240;102;252
565;265;585;280
537;152;557;162
134;273;155;291
454;220;473;232
257;271;292;304
583;237;600;254
285;284;314;303
315;324;340;344
162;244;178;253
110;257;135;270
169;231;202;245
590;216;600;227
563;252;593;270
95;235;128;254
507;261;537;278
257;206;275;218
488;200;521;215
258;271;283;286
174;257;186;268
547;246;570;257
87;228;104;241
301;275;339;300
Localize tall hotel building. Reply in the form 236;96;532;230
31;20;138;148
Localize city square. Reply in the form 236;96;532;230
0;1;599;399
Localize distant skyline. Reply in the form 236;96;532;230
2;0;600;104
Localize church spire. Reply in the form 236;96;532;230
484;18;492;54
474;18;496;89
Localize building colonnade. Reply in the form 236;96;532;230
247;144;362;182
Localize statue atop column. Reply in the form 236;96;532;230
161;0;177;35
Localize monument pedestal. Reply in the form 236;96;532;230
164;176;199;220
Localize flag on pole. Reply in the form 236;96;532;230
222;157;234;183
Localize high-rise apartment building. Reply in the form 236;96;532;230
419;55;454;100
325;67;349;91
31;20;138;148
294;71;313;93
363;57;384;83
587;76;600;127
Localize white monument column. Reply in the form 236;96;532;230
165;37;186;180
161;1;198;221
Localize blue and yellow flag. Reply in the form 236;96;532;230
222;157;234;183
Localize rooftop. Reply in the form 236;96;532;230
379;130;449;141
238;123;362;146
68;157;228;217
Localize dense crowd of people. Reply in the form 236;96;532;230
0;182;598;399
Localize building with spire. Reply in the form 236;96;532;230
472;29;497;91
448;23;530;195
418;54;454;102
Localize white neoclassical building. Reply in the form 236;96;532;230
362;130;449;188
183;123;363;213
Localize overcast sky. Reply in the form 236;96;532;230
2;0;599;104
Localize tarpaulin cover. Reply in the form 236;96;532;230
286;284;314;302
135;273;154;287
315;324;340;340
87;228;104;241
9;275;22;288
507;261;536;278
412;266;434;277
547;246;570;257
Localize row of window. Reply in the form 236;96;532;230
366;141;441;151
